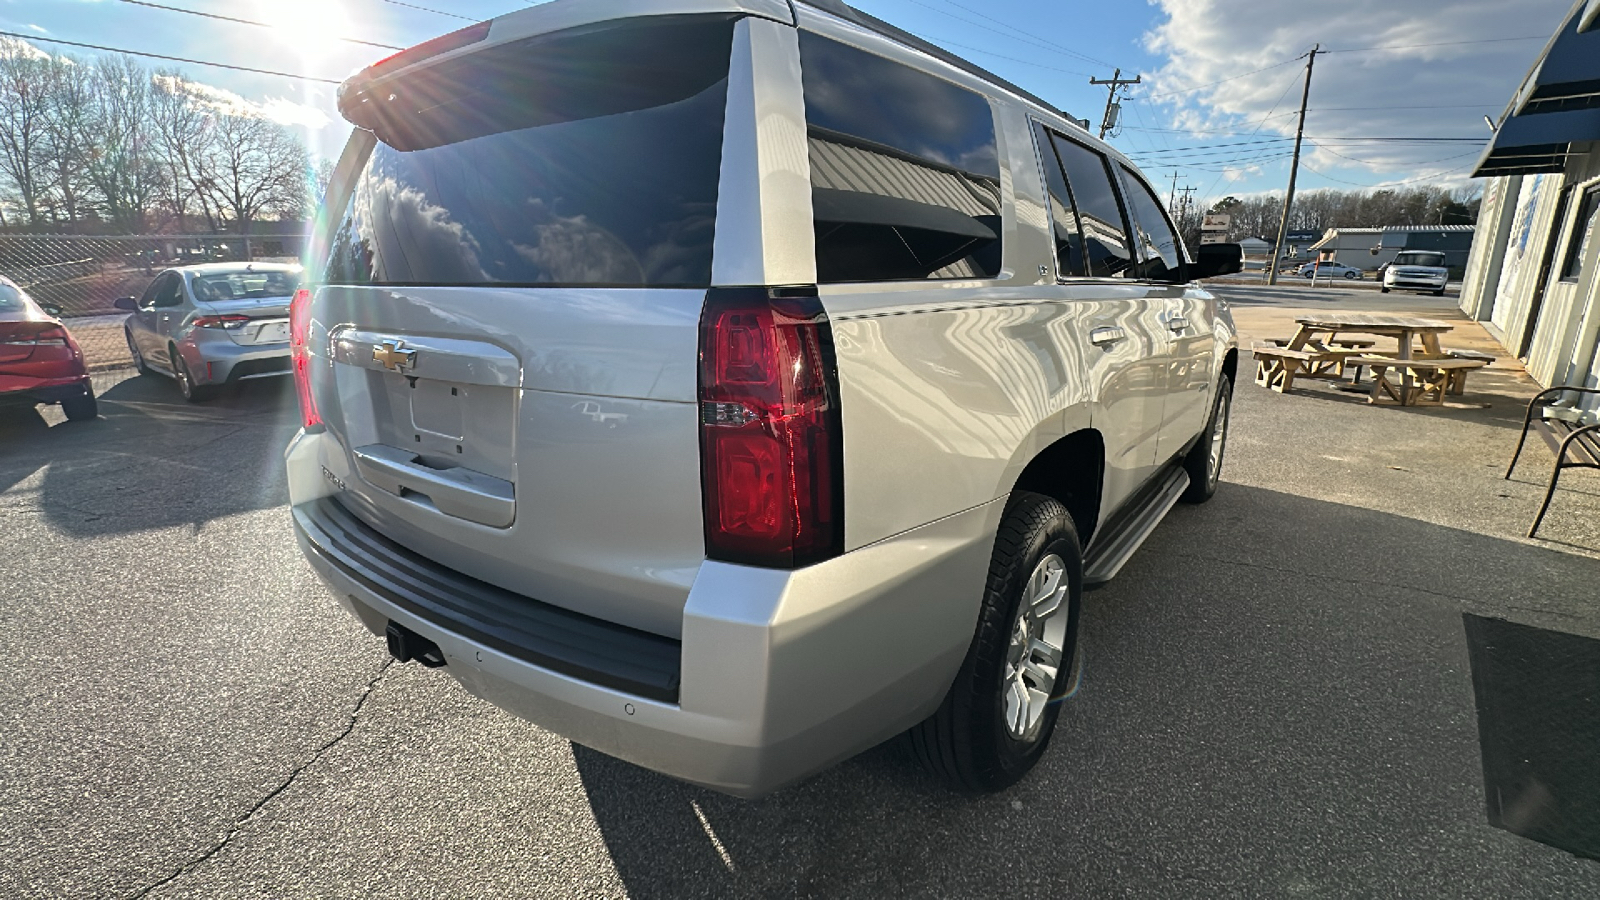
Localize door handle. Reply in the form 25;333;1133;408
1089;326;1126;347
1166;317;1190;333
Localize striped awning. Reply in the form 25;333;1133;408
1473;0;1600;177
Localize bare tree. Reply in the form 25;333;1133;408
85;55;165;232
197;113;307;257
150;72;220;232
0;40;52;226
39;56;94;229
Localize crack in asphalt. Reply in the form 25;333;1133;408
124;658;397;899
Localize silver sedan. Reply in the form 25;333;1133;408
116;263;301;402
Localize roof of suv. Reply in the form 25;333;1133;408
340;0;1095;143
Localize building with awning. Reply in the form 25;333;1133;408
1310;226;1476;273
1458;0;1600;391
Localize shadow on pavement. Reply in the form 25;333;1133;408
0;371;299;536
575;484;1600;898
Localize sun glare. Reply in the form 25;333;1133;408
252;0;357;57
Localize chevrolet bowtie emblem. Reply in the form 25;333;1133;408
372;339;416;372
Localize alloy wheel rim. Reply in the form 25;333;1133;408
1208;392;1230;488
1002;553;1071;740
176;356;193;397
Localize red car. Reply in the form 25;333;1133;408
0;277;97;421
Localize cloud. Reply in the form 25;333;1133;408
27;24;47;35
1135;0;1575;184
152;74;329;130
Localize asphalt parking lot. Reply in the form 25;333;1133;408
4;287;1600;898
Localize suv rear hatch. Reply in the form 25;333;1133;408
310;15;739;639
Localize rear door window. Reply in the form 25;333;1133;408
1032;121;1087;278
1049;135;1134;278
1117;165;1184;280
800;32;1003;283
324;16;736;288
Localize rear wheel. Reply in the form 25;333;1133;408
1181;372;1232;504
908;491;1082;792
1434;288;1446;296
60;389;98;422
172;347;214;403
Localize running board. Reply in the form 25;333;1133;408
1082;467;1189;588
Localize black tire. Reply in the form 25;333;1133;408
60;390;98;422
908;491;1082;792
126;330;154;376
1180;372;1232;504
1433;289;1446;297
1380;286;1391;294
172;348;214;402
1344;270;1358;279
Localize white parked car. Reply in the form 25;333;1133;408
1298;261;1363;279
1381;250;1450;296
287;0;1242;797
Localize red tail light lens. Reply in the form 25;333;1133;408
0;322;69;344
699;288;842;568
289;288;323;431
192;315;251;329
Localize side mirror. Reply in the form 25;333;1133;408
113;296;139;312
1187;243;1244;281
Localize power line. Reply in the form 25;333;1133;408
376;0;475;21
117;0;402;51
897;0;1115;69
906;31;1094;77
0;30;342;83
926;0;1116;67
1131;137;1294;155
1323;35;1548;53
1129;58;1301;102
1090;69;1141;139
1300;160;1478;188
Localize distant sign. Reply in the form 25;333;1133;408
1199;233;1230;245
1201;214;1231;232
1285;230;1319;243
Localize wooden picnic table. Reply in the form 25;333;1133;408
1284;315;1466;405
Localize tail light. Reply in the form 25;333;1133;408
193;314;251;329
289;288;323;432
0;322;72;347
698;288;842;568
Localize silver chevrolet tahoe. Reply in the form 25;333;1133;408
287;0;1242;797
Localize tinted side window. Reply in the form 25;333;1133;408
1561;188;1600;282
800;32;1002;283
324;16;735;287
1118;165;1183;280
1032;121;1086;278
1050;135;1133;277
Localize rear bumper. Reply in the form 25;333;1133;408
0;374;92;406
286;428;997;797
180;332;290;384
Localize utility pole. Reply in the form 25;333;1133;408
1267;45;1318;286
1177;186;1197;220
1090;68;1141;140
1169;170;1181;216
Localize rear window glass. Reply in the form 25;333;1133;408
800;32;1002;283
193;270;301;302
325;16;736;288
1394;251;1446;267
1051;135;1133;278
0;283;27;311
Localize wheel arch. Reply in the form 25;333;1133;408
1008;428;1105;546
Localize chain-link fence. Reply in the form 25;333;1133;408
0;233;305;372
